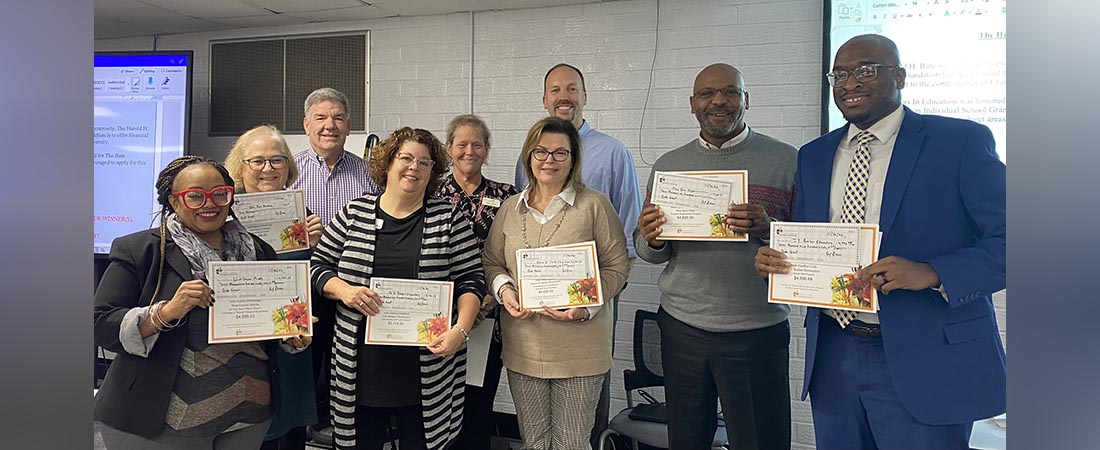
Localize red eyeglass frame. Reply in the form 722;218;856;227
171;186;235;210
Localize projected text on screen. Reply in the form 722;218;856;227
94;54;190;254
827;0;1006;160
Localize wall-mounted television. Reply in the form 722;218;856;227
94;51;193;255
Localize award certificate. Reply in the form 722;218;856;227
651;170;748;241
233;190;309;254
767;222;880;313
365;277;454;346
515;241;603;310
208;261;312;343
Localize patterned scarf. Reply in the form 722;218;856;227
165;214;257;279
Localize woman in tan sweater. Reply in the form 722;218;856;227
482;117;631;450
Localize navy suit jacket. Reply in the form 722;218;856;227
797;107;1006;425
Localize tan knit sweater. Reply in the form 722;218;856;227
483;188;631;378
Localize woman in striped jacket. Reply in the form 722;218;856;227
310;127;486;450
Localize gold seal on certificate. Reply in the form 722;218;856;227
233;190;309;254
365;277;455;346
207;261;313;343
650;170;748;241
515;240;603;310
767;222;881;313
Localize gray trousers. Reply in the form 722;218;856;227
508;370;605;450
97;419;272;450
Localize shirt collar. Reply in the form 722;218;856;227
845;105;904;145
577;120;593;138
305;147;347;167
516;185;577;211
698;125;750;150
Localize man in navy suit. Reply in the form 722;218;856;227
755;34;1006;449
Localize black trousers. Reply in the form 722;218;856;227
354;405;426;450
312;294;336;430
589;293;620;448
658;308;791;450
450;336;505;449
260;427;307;450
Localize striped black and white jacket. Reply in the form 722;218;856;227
310;194;486;450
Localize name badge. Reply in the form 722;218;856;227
375;218;384;229
482;197;502;208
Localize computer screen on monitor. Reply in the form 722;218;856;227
94;51;192;254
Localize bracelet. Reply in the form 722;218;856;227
147;302;166;332
152;301;186;331
496;282;517;299
456;326;470;342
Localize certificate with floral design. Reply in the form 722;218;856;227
515;241;603;310
650;170;749;242
233;190;309;254
767;222;880;313
207;261;312;343
365;277;454;346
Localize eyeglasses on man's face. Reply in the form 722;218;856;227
826;64;898;87
243;156;288;171
395;153;435;171
532;149;571;162
693;86;746;100
172;186;235;210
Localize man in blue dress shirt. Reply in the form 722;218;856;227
514;63;643;447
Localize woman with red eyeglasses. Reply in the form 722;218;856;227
93;155;305;450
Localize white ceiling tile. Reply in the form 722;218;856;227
239;0;365;14
207;14;312;29
95;0;190;20
281;5;395;22
140;0;268;19
95;0;604;39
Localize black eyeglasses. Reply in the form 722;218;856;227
826;64;898;87
532;149;571;162
693;86;746;100
243;156;288;170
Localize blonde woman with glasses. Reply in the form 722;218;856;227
482;117;630;450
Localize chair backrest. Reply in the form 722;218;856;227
632;309;664;382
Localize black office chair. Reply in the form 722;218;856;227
597;309;727;450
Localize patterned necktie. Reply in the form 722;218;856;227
833;130;875;328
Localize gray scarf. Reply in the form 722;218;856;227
165;214;257;280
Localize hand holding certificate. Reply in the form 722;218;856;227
207;261;312;343
365;278;454;346
233;190;309;253
766;222;880;313
650;170;748;241
515;241;603;310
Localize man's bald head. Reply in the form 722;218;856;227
691;63;750;146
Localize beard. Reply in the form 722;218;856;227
696;108;742;139
551;101;577;122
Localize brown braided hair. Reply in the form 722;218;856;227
148;156;236;305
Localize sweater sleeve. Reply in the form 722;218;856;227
310;201;353;293
591;193;632;301
448;206;487;301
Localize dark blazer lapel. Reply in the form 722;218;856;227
152;228;194;280
879;107;926;238
807;126;849;222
